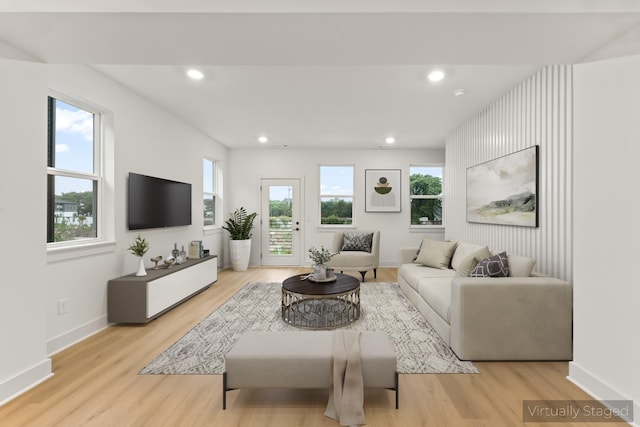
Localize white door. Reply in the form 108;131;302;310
260;179;302;266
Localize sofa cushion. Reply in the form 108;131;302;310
417;278;452;322
329;251;375;268
450;242;486;271
508;254;536;277
415;238;458;269
399;263;455;292
455;247;492;277
341;232;373;252
470;252;510;277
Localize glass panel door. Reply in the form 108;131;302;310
261;179;301;266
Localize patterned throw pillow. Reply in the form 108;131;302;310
341;232;373;252
470;252;510;277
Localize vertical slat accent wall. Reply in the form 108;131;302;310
445;65;573;281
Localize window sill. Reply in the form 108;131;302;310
409;225;445;232
203;226;223;236
317;225;357;232
47;240;117;263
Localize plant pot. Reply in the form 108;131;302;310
135;256;147;276
229;239;252;271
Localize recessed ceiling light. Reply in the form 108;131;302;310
427;70;445;82
258;136;269;144
385;136;396;144
186;69;204;80
454;89;466;97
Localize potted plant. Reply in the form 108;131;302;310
308;245;339;280
222;207;257;271
128;234;150;276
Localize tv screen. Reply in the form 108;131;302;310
128;172;192;230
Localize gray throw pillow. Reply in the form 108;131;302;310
470;252;510;277
341;232;373;252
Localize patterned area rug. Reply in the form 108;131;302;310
139;281;478;375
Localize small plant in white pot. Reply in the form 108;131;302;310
222;207;257;271
128;234;150;276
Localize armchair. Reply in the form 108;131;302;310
326;231;380;282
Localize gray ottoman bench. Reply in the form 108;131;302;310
223;331;398;409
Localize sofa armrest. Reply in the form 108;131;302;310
398;247;419;265
450;277;573;361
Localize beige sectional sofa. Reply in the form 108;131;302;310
398;239;573;361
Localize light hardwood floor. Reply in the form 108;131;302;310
0;267;622;426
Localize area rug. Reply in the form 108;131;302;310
139;281;478;375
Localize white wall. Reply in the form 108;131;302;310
0;59;51;405
445;65;573;281
1;60;228;403
226;147;445;268
571;54;640;421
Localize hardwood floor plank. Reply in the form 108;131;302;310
0;267;622;426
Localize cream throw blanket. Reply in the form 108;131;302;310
324;330;366;426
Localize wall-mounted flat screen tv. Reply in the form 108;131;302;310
128;172;192;230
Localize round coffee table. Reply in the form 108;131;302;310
281;273;360;329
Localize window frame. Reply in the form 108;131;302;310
203;157;218;229
409;164;444;228
319;164;355;227
47;93;105;248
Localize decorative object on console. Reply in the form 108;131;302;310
365;169;401;212
163;256;175;268
172;243;181;264
466;145;539;227
150;255;163;269
189;241;203;259
222;207;257;271
308;245;339;281
127;234;150;277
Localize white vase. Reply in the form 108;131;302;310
229;239;251;271
135;256;147;276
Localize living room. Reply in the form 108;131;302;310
1;2;639;426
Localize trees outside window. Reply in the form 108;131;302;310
410;166;443;226
319;165;354;225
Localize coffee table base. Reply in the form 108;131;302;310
282;289;360;330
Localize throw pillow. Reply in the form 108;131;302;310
341;232;373;252
455;247;491;277
415;237;458;270
412;240;424;262
470;252;510;277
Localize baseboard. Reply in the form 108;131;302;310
0;359;52;407
47;315;109;356
568;361;637;425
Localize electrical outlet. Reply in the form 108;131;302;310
58;299;69;315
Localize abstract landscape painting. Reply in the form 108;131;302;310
466;146;538;227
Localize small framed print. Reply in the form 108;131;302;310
365;169;401;212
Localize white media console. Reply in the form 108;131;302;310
107;255;218;323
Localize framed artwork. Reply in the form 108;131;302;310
365;169;401;212
466;145;538;227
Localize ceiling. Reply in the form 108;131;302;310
1;1;640;149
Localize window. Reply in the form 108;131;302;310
410;165;443;226
203;158;217;227
47;96;102;244
319;165;354;225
